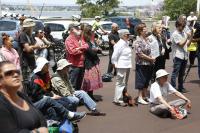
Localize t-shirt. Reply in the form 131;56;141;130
13;102;44;130
0;92;46;132
18;32;36;68
92;21;102;31
108;31;120;50
149;81;177;104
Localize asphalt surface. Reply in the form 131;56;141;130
77;51;200;133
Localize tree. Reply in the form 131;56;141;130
163;0;197;20
76;0;120;18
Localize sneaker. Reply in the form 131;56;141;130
69;112;86;122
90;109;106;116
137;97;148;105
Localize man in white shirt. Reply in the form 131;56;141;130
150;69;191;118
171;18;193;93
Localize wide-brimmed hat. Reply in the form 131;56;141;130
23;18;35;28
57;59;72;71
156;69;169;79
33;57;49;73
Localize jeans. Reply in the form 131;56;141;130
69;66;85;90
171;57;187;90
34;96;69;121
56;97;79;112
65;90;96;111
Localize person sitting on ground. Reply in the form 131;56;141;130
28;57;86;122
28;57;81;112
149;69;192;118
51;59;106;116
0;61;48;133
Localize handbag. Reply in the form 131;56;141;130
171;106;187;120
188;42;198;51
59;119;73;133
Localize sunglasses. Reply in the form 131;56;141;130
3;69;21;77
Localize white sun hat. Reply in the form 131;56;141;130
57;59;72;71
33;57;49;73
156;69;170;79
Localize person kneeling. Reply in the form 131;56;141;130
149;69;191;119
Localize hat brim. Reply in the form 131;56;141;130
56;63;72;71
156;73;169;79
33;61;49;73
23;23;35;28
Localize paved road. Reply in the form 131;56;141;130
77;52;200;133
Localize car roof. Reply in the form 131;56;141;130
81;20;112;25
108;16;136;19
44;21;72;25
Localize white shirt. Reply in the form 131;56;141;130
149;81;177;104
187;16;197;21
111;39;132;68
148;34;160;58
171;30;188;60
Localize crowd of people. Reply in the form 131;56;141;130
0;11;199;132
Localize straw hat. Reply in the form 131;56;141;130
23;18;35;28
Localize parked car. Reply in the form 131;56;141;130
105;16;142;47
0;18;44;49
44;20;72;40
105;16;142;34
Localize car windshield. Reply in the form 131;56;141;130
101;23;112;31
0;21;17;31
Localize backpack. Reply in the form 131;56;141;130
102;73;112;82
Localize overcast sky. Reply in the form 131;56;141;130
1;0;163;6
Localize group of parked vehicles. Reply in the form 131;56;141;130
0;15;142;51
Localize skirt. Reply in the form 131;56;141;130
135;64;153;90
81;64;103;92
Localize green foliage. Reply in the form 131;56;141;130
76;0;120;18
163;0;197;20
